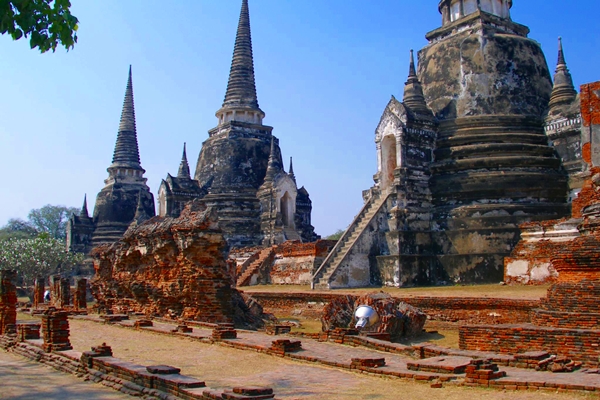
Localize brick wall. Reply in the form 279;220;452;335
459;324;600;367
247;292;538;324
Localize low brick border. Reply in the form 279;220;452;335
0;335;275;400
70;316;600;395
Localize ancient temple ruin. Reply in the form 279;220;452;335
69;0;316;257
159;0;318;248
313;0;585;288
67;67;155;255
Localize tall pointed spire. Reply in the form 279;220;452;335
403;50;430;115
110;66;143;171
549;37;577;111
215;0;265;125
288;157;296;183
80;194;89;218
177;143;191;179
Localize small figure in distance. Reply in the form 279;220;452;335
43;290;51;303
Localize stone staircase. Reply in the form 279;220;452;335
283;227;302;242
312;191;389;289
236;247;274;287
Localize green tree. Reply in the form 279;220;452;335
1;0;78;52
325;229;345;240
28;204;78;240
0;236;83;288
0;218;38;240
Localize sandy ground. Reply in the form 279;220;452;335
61;318;593;400
0;349;130;400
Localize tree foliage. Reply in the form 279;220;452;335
325;229;345;240
0;0;78;52
27;204;78;240
0;237;83;286
0;218;38;240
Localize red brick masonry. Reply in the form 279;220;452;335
459;324;600;367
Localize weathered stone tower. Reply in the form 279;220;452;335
313;0;573;288
190;0;317;248
67;67;155;255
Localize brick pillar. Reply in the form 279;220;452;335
0;270;18;335
59;278;70;308
33;277;45;309
50;275;61;307
41;308;72;352
74;278;87;310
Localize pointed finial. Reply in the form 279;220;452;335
557;37;566;66
403;49;431;115
80;194;89;218
110;66;143;170
177;142;191;179
408;49;416;77
548;36;577;111
288;157;296;183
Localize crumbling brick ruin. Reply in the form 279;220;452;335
91;200;270;328
321;292;426;340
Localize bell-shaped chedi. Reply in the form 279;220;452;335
67;67;155;257
422;0;569;282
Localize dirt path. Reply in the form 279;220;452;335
0;350;129;400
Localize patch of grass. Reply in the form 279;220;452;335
275;315;323;334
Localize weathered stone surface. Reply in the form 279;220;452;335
91;200;270;329
320;292;426;340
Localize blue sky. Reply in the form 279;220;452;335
1;0;599;237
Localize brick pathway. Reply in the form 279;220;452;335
82;316;600;393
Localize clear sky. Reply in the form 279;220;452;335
1;0;599;237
